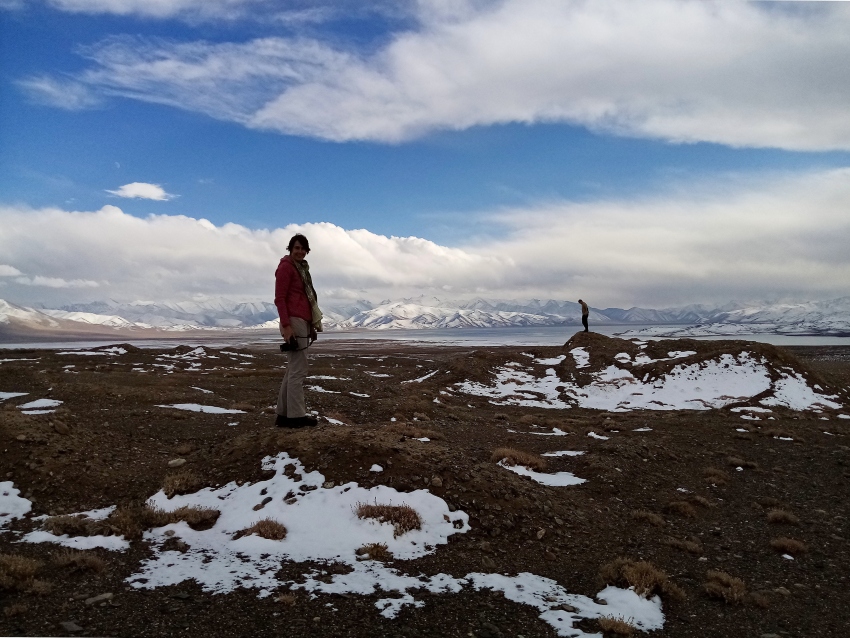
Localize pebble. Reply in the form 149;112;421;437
85;592;113;606
59;621;84;633
168;458;186;468
431;477;443;488
774;587;791;596
536;529;546;540
16;434;26;441
53;421;70;435
478;621;502;638
545;551;557;561
322;481;335;489
761;634;781;638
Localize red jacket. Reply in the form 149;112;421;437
274;256;311;327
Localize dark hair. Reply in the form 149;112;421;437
287;233;310;253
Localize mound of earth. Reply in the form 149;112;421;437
452;332;846;413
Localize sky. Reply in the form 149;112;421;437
1;0;850;310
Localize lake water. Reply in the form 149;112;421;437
2;324;849;350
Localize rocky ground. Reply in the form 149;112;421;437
1;332;849;638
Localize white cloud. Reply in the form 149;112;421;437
0;265;23;277
31;0;850;150
16;75;101;110
14;276;100;288
1;169;849;307
106;182;176;201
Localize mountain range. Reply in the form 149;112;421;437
1;296;849;341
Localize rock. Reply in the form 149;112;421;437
558;604;579;613
175;541;189;553
168;458;186;468
431;477;443;488
163;529;175;537
481;556;497;570
774;587;791;596
545;551;557;561
59;621;84;633
536;529;546;540
322;481;335;489
760;634;781;638
85;593;113;605
413;412;430;421
16;434;26;441
53;421;69;435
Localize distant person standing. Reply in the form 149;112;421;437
274;233;323;428
578;299;589;332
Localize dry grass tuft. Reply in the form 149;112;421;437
238;518;288;541
53;550;106;574
42;514;111;538
664;501;698;518
703;467;729;485
630;510;665;527
688;495;713;509
766;509;800;525
747;592;771;609
0;554;43;593
704;570;747;604
3;603;28;617
275;593;297;606
597;615;636;636
107;504;220;540
356;542;393;562
163;469;204;498
665;537;704;555
356;502;423;537
491;447;547;472
27;580;52;595
770;537;807;555
386;422;444;440
599;558;684;601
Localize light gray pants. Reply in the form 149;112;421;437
277;317;310;418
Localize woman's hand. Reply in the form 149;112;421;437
281;324;293;341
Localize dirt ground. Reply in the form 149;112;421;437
1;333;849;638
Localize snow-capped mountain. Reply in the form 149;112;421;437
3;295;849;339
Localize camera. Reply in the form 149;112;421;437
279;336;299;352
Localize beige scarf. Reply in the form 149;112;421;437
291;257;323;332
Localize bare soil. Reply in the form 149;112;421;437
1;335;849;638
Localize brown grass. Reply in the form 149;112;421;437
766;509;800;525
385;422;444;440
163;469;204;498
665;537;704;555
630;510;665;527
491;447;547;472
597;616;636;636
748;592;771;609
42;514;111;538
599;558;684;601
0;554;42;592
356;542;393;561
688;495;713;509
238;518;288;541
53;550;106;574
107;504;220;540
356;502;423;537
703;467;729;485
275;593;296;606
770;537;807;555
664;501;697;518
704;570;747;604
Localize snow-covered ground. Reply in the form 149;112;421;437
456;351;843;412
0;453;664;637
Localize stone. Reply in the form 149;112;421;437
774;587;791;596
545;551;557;561
85;593;113;606
59;621;84;633
168;458;186;468
16;434;26;441
54;421;70;435
536;529;546;540
478;621;503;638
481;556;497;570
322;481;335;489
431;477;443;488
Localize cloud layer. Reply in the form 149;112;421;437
20;0;850;150
1;169;849;308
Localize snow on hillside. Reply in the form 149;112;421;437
3;295;850;336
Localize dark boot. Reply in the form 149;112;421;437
275;414;289;427
284;415;318;428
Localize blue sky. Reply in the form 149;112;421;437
2;0;850;308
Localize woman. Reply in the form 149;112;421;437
274;233;323;428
